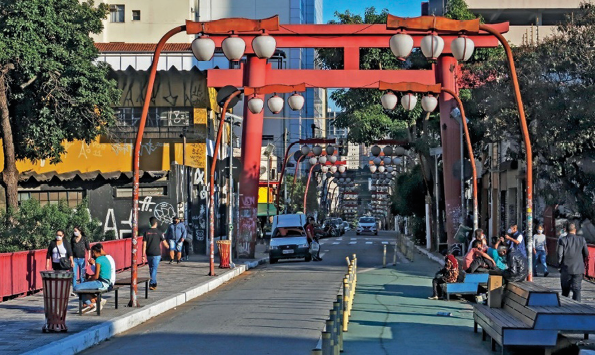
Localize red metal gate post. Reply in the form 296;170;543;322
436;56;462;246
209;90;242;276
237;56;267;259
131;25;185;307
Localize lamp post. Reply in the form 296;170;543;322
386;15;534;279
276;138;335;214
378;82;478;233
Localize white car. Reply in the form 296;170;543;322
356;217;377;235
269;214;311;263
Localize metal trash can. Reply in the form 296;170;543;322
40;270;73;332
216;240;231;268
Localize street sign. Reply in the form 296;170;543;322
429;147;442;156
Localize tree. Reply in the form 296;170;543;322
466;3;595;220
0;0;120;210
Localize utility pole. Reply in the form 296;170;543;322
283;128;288;211
227;117;234;267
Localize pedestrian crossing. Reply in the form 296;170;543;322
319;238;395;246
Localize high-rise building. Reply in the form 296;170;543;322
427;0;582;45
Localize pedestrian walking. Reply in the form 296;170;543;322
71;227;91;287
557;223;589;302
46;229;74;271
304;216;321;261
166;216;186;264
505;224;527;257
180;218;192;261
533;225;549;277
143;217;168;290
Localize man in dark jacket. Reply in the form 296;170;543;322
557;223;589;301
502;247;528;282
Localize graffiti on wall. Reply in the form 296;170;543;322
102;195;175;238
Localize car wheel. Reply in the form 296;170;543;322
374;232;378;235
305;255;312;262
356;232;360;235
270;258;278;264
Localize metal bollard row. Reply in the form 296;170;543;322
313;254;357;355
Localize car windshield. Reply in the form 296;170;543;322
272;227;304;238
359;218;375;223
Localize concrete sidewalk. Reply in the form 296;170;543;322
0;247;267;355
342;255;494;355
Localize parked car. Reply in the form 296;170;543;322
342;222;351;232
269;214;311;263
331;218;345;235
356;216;378;235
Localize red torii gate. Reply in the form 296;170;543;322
202;18;508;258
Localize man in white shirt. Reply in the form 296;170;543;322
533;225;549;277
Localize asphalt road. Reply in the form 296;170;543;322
81;230;396;355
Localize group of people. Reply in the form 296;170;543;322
430;222;589;302
43;216;191;313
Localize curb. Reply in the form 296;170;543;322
24;257;268;355
413;244;445;267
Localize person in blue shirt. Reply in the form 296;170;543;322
166;217;187;264
487;240;508;271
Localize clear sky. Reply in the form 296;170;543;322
323;0;425;111
323;0;425;23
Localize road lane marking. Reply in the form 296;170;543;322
382;241;389;245
349;241;357;245
351;238;357;240
332;242;340;245
366;241;373;245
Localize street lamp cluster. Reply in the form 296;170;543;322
389;31;475;62
192;32;278;62
368;145;408;174
191;33;305;115
381;90;439;112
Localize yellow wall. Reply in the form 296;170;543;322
258;187;273;204
4;139;206;174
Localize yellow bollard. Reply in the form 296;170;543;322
333;301;343;353
342;279;350;332
312;350;322;355
345;256;350;266
327;317;337;355
322;332;332;355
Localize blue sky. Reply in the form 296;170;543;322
323;0;425;111
323;0;425;23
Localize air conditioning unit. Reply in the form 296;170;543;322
109;4;118;11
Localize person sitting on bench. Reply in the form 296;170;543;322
486;241;508;274
429;254;465;300
73;243;113;314
467;229;488;253
463;240;497;273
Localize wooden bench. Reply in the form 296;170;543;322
474;281;595;354
73;277;149;316
74;286;121;316
114;276;150;300
444;273;489;300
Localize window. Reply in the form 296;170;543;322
18;191;84;207
110;5;125;23
132;10;141;21
115;187;167;198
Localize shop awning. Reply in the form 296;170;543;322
257;203;277;217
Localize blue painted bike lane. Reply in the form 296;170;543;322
343;257;494;355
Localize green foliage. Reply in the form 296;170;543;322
280;177;319;214
444;0;477;21
391;165;426;217
465;3;595;220
0;0;120;161
0;199;105;253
